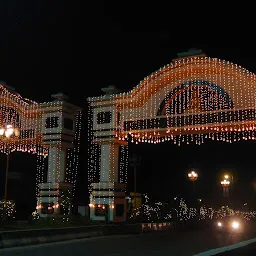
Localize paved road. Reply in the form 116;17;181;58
0;229;255;256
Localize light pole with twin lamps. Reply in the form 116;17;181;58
0;124;20;210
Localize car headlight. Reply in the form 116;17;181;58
217;222;222;227
231;221;240;229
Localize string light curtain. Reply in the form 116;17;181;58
0;84;82;214
88;54;256;199
115;56;256;145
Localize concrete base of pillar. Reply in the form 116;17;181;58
89;182;127;222
37;182;73;217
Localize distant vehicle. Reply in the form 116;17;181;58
214;216;247;233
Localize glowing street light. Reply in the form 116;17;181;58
0;124;20;138
221;179;230;198
220;179;230;187
188;170;198;182
223;173;234;183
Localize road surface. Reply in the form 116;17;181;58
0;229;255;256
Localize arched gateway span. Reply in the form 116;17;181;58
87;49;256;222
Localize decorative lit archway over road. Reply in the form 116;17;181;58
87;49;256;222
0;82;81;217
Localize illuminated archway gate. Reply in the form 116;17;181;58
0;82;81;217
87;49;256;222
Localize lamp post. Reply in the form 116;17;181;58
188;170;198;195
221;173;233;201
220;179;230;198
129;154;141;209
0;124;20;216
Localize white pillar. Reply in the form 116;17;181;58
47;147;66;183
100;143;119;183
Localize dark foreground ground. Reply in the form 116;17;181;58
215;242;256;255
1;227;256;256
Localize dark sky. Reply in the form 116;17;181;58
0;1;254;102
0;2;255;209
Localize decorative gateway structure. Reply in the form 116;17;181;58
87;49;256;222
0;82;82;217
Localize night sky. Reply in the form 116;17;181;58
0;2;255;214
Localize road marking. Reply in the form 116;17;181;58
194;237;256;256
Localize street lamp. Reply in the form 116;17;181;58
188;170;198;182
0;124;20;212
223;173;234;184
221;172;234;199
220;179;230;186
188;170;198;196
220;179;230;198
